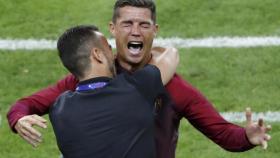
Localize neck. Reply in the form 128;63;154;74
117;61;142;72
79;70;113;82
117;55;152;72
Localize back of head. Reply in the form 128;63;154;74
112;0;156;23
57;25;100;79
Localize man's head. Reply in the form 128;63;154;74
110;0;158;71
112;0;156;24
57;25;115;80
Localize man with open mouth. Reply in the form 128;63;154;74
50;25;178;158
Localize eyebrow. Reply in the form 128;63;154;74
140;21;152;25
120;19;153;25
121;20;133;24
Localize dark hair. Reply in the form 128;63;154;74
112;0;156;23
57;25;100;79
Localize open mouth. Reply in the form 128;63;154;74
127;41;143;55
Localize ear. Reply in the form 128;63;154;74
153;24;159;37
109;22;116;37
91;48;106;63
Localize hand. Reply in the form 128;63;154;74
151;47;177;58
15;114;47;147
150;47;179;85
245;107;272;149
151;46;166;55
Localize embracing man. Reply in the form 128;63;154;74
7;0;271;158
50;25;178;158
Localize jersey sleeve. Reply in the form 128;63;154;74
126;64;166;103
165;74;255;151
7;74;78;132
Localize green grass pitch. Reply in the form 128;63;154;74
0;0;280;157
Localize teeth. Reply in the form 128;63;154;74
129;47;141;55
130;42;142;44
127;41;143;55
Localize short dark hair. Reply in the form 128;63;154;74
57;25;100;79
112;0;156;23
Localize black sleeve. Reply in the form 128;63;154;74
125;64;166;103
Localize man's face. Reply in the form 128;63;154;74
97;32;116;77
110;6;158;69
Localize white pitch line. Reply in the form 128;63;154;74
0;39;56;50
221;111;280;123
154;37;280;48
1;36;280;50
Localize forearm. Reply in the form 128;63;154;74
166;74;254;151
185;100;254;151
7;102;32;132
7;74;78;132
7;87;59;131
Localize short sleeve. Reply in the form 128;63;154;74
125;64;165;103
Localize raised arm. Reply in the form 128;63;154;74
149;47;179;85
165;74;271;151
